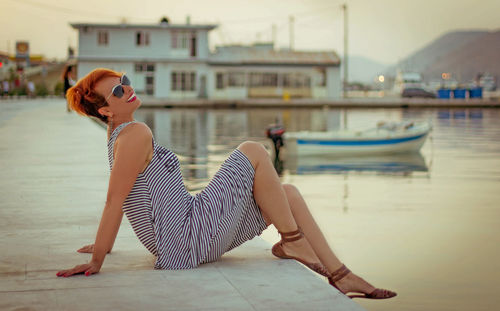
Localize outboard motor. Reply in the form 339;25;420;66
266;124;285;174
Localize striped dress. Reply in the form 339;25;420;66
108;121;268;269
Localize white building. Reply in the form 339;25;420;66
71;21;341;100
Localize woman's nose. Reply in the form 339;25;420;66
123;85;134;95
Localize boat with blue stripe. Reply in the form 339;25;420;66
284;121;432;156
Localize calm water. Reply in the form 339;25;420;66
135;107;500;311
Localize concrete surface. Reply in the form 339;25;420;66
0;99;364;311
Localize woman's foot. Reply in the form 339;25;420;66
272;228;329;277
333;271;376;295
280;235;321;265
328;265;397;299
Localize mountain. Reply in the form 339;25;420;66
386;30;500;84
345;55;389;84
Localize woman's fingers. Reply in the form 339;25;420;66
77;244;94;253
84;265;99;276
56;264;91;277
57;262;100;278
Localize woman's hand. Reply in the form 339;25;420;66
77;244;111;254
56;261;101;277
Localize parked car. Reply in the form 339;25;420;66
402;88;436;98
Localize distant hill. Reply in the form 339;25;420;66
345;55;389;84
386;30;500;84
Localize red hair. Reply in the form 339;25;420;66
67;68;122;123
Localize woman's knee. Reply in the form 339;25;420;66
237;141;268;167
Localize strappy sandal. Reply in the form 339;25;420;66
272;227;330;277
328;264;397;299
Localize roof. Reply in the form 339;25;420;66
70;23;217;31
209;44;340;67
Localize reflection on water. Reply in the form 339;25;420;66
135;107;500;311
286;153;429;175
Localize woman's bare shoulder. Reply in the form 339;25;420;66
116;122;152;145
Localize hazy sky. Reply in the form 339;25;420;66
1;0;499;64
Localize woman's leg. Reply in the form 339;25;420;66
238;141;378;295
282;184;377;294
237;141;319;264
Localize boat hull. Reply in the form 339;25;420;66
284;123;431;156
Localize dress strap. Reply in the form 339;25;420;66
107;121;136;168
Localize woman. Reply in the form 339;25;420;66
56;68;396;300
62;65;75;111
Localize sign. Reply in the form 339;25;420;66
16;41;30;58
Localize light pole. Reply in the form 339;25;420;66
342;4;348;98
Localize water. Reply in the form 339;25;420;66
135;107;500;311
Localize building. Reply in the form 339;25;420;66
71;20;341;100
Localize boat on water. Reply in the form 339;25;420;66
283;121;432;156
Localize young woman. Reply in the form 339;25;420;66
62;65;76;112
56;68;396;300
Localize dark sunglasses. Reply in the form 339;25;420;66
106;74;131;101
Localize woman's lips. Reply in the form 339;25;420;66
127;95;137;103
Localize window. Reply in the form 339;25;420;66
262;73;278;87
228;72;245;87
250;73;263;87
282;73;311;88
135;63;155;72
145;76;154;95
216;73;225;89
171;31;189;49
304;76;311;87
172;32;177;48
190;72;196;90
171;73;178;90
136;31;150;46
283;74;291;87
317;67;327;86
97;31;108;46
171;71;196;91
180;72;186;90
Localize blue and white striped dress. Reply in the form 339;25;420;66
108;121;268;269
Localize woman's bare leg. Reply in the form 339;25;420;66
238;141;319;264
237;142;380;295
282;184;377;294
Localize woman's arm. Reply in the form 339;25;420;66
57;123;153;277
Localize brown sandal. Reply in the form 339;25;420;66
328;264;397;299
272;227;330;277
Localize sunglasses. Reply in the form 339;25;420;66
106;74;131;101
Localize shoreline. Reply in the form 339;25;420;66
1;95;499;109
140;97;500;109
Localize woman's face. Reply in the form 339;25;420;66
94;75;141;119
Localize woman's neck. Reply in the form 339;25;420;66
107;114;135;138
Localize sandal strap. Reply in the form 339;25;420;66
329;264;351;283
278;227;303;242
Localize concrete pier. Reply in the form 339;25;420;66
0;99;364;310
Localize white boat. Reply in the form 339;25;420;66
283;121;432;156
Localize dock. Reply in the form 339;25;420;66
0;98;364;311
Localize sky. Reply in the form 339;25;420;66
1;0;499;65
